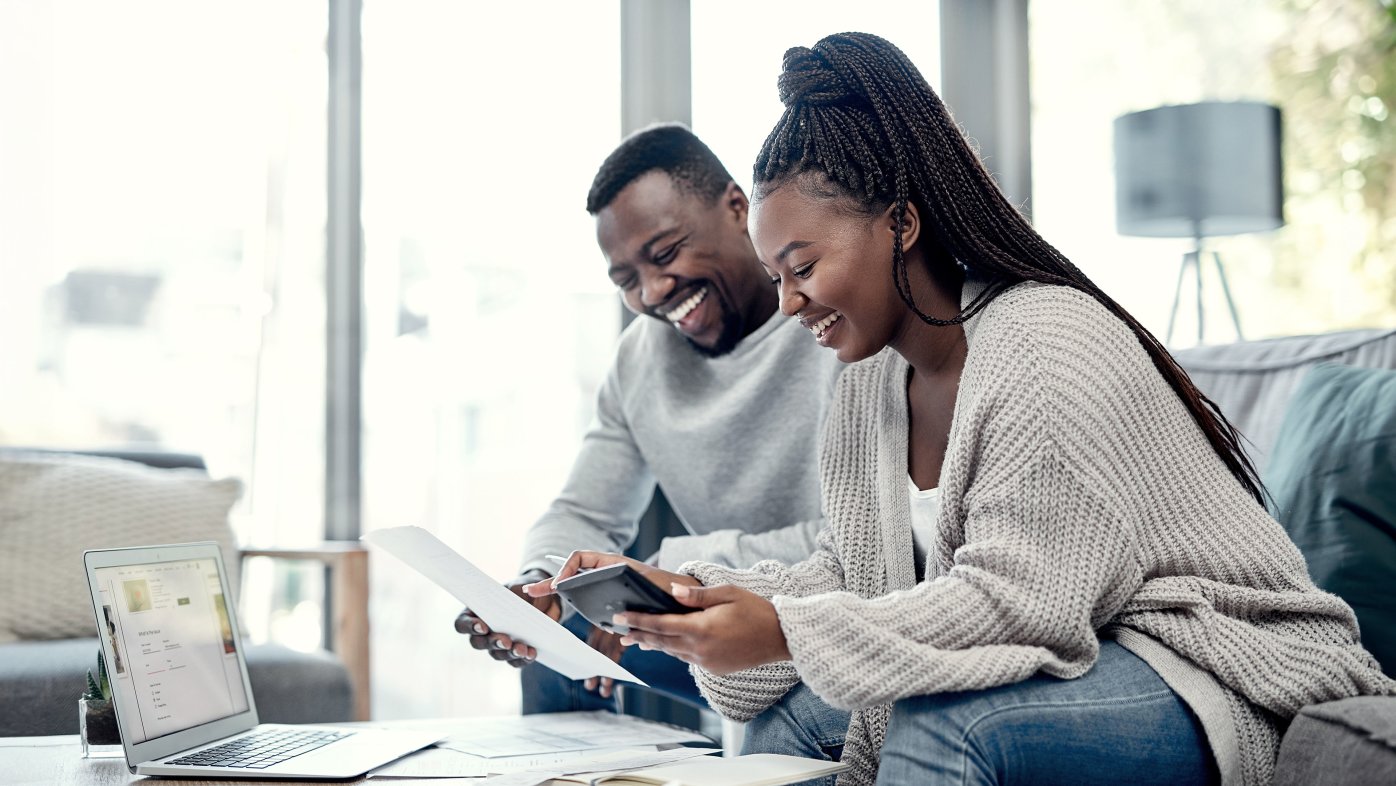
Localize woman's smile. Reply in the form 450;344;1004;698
800;310;844;346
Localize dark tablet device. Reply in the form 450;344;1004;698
553;563;697;634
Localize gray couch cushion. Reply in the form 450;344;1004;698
1264;364;1396;676
1274;697;1396;786
1173;328;1396;473
0;638;351;736
0;451;244;642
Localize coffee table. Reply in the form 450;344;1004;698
0;735;450;786
0;716;718;785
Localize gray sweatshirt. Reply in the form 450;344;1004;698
520;308;845;575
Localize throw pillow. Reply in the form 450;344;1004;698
1265;363;1396;676
0;452;243;643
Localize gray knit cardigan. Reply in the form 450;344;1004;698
680;280;1395;786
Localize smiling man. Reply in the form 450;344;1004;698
453;124;844;715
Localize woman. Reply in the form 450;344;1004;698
531;33;1394;786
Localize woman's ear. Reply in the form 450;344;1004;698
884;200;921;251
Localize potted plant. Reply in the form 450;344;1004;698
79;650;121;754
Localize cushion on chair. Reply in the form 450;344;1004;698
1273;697;1396;786
0;452;243;643
1264;363;1396;676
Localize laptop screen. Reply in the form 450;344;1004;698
93;557;250;745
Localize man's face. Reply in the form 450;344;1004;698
597;171;769;357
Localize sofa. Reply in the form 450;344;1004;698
0;449;370;736
1173;326;1396;784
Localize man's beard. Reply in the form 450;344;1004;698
685;299;746;358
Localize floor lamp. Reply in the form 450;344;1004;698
1113;101;1284;345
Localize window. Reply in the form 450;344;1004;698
360;0;622;719
692;1;941;194
1030;0;1396;344
0;1;328;546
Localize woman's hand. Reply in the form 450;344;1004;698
617;584;791;675
521;550;699;598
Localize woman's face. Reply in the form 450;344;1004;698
750;183;915;363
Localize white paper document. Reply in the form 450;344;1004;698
369;745;718;780
363;526;642;685
434;712;711;758
553;746;720;776
481;773;559;786
368;747;493;778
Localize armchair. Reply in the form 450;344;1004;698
0;448;371;735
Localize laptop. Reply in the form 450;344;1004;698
83;542;441;778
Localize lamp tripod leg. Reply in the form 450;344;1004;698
1212;251;1244;341
1195;249;1205;345
1166;252;1190;346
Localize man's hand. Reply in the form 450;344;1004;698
583;626;626;698
452;568;559;668
614;583;790;675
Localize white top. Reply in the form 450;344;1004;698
907;477;941;580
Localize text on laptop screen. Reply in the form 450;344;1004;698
93;558;250;744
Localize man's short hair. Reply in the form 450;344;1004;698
586;123;734;215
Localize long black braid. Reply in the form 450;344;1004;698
755;32;1267;507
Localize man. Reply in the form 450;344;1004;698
454;124;843;712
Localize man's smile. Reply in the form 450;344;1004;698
656;285;716;339
660;285;708;324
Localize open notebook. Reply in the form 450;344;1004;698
561;753;848;786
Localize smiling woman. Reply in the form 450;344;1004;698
545;31;1396;786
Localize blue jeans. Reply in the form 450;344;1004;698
520;612;706;714
743;681;852;786
747;641;1219;786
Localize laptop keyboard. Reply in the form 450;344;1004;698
167;728;353;769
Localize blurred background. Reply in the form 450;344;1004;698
1;0;1392;720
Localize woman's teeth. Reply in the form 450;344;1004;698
665;287;708;323
809;312;842;338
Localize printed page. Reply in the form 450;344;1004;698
366;747;492;778
362;527;642;685
432;712;709;758
592;753;848;786
368;745;716;780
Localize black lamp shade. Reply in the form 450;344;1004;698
1114;101;1284;238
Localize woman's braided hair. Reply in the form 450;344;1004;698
755;32;1266;507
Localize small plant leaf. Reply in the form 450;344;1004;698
83;670;102;701
97;650;111;699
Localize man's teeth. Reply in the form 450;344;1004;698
809;312;842;338
665;288;708;323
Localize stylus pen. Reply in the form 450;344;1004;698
545;554;593;576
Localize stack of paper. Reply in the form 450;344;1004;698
556;753;847;786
